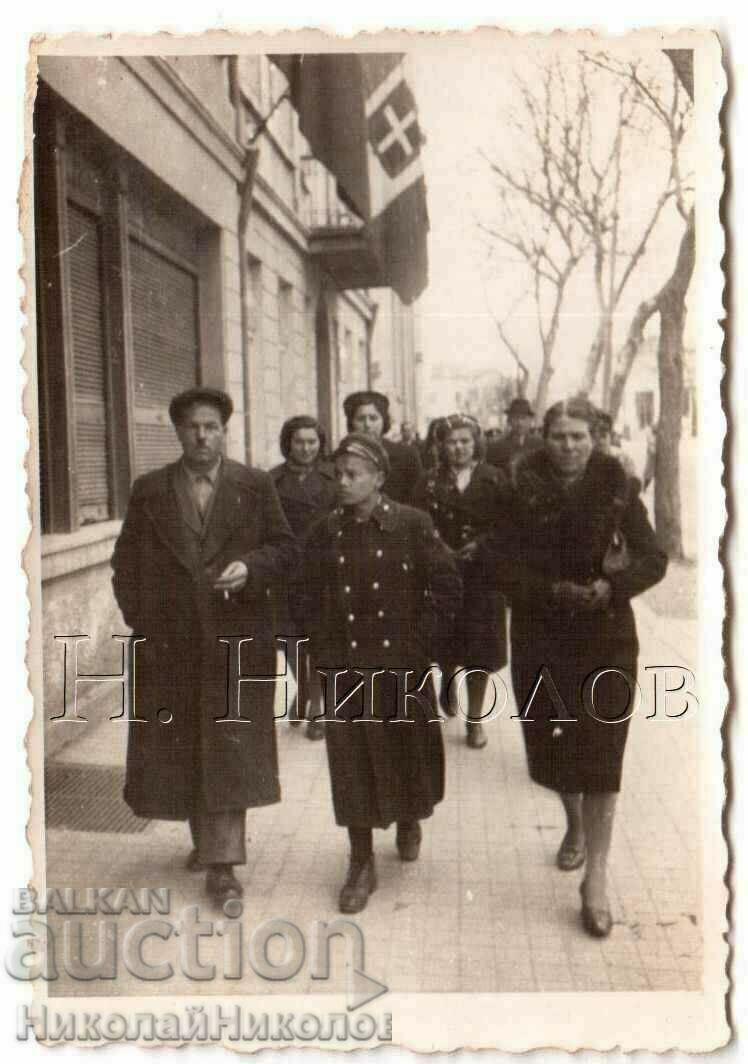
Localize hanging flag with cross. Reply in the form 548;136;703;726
362;54;428;303
269;52;429;304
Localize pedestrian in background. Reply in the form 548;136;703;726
642;421;658;495
295;433;462;914
413;413;508;748
342;390;422;504
492;396;666;937
420;416;448;472
594;410;641;494
271;415;337;740
487;396;543;476
400;419;418;447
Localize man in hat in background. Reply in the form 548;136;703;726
295;432;462;913
593;410;641;494
486;397;543;478
342;390;423;505
112;387;297;906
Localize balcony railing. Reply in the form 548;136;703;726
303;205;365;231
301;157;382;289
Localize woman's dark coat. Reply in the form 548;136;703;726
269;461;338;539
111;459;298;819
486;431;543;476
412;461;508;670
492;448;667;793
381;437;422;505
295;498;463;828
269;460;338;628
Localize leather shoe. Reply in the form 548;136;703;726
466;723;487;749
206;865;243;906
556;831;586;871
185;848;202;871
579;881;613;938
396;821;422;861
339;857;377;914
306;719;325;741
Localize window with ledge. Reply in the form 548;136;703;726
34;84;215;536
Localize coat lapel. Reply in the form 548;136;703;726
142;464;200;573
172;465;204;536
200;464;253;566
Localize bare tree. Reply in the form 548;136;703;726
482;284;531;397
479;59;591;414
598;51;694;558
545;54;689;405
589;53;694;420
652;207;694;558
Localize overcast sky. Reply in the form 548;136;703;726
410;35;695;405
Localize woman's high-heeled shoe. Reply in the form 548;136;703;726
557;831;586;871
579;880;613;938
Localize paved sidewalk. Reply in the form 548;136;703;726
44;599;702;997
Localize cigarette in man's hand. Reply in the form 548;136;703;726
223;590;230;601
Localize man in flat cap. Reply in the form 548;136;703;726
342;390;422;505
486;397;543;478
112;387;297;906
295;432;462;913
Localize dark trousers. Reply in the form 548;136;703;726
189;810;247;865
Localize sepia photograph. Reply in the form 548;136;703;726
18;26;727;1052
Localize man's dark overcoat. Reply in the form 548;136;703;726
296;498;462;828
486;431;543;477
412;460;508;671
111;458;298;819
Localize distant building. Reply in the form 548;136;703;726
616;336;697;478
421;365;516;431
368;289;421;436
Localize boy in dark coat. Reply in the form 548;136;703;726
342;390;423;504
296;433;462;913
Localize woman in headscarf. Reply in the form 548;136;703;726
413;413;508;748
271;415;337;740
342;390;422;505
493;396;667;937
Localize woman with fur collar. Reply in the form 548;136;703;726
493;397;667;938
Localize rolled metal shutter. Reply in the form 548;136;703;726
67;203;111;524
129;237;199;477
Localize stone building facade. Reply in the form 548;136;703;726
368;288;421;437
33;54;417;754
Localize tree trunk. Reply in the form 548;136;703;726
601;309;615;408
534;357;554;418
608;296;658;421
579;315;606;397
516;365;530;398
653;208;695;558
